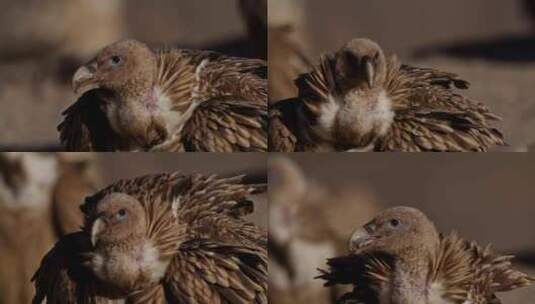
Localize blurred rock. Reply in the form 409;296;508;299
0;61;73;147
268;157;380;304
0;0;125;61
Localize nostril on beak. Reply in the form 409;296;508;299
72;62;99;94
364;223;375;234
349;227;372;253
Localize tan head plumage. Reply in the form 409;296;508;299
334;38;387;93
72;39;156;98
349;206;440;259
83;192;147;247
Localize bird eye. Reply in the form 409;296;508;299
116;208;127;220
110;56;121;66
346;52;359;63
389;219;400;227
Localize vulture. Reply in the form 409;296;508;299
264;0;311;102
0;153;59;304
59;39;267;152
0;153;103;304
53;153;101;235
318;206;534;304
268;157;379;304
33;172;268;303
269;38;505;152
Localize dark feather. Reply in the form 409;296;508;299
58;90;121;151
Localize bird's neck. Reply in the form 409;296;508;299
101;81;168;150
391;253;430;304
91;237;169;293
116;75;156;106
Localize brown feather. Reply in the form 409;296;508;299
33;172;267;303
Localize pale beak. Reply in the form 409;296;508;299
348;226;373;253
364;59;375;88
72;62;99;94
90;217;105;247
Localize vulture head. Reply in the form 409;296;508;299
73;39;157;98
349;206;440;260
335;38;386;93
84;192;147;247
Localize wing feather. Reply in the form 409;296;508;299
268;99;299;152
165;240;267;304
57;91;121;151
378;57;505;151
31;232;99;304
182;98;267;152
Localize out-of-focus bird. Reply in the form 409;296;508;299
270;38;505;152
0;153;59;304
266;0;311;103
59;39;267;152
33;172;268;303
52;153;101;235
0;153;102;304
269;157;379;304
318;206;534;303
268;26;312;103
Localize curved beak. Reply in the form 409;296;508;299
363;58;375;88
348;224;374;253
90;217;105;247
73;62;99;94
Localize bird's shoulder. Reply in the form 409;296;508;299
180;96;268;152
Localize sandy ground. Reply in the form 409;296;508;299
281;153;535;303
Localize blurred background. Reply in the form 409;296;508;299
269;153;535;304
269;0;535;151
0;0;265;150
0;152;266;304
